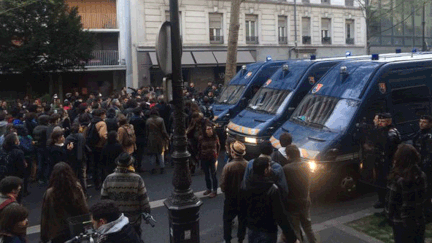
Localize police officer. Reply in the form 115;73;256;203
373;113;401;209
358;113;381;184
412;115;432;219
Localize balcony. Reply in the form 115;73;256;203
279;36;288;44
346;38;355;45
210;35;224;44
79;13;117;29
322;37;332;44
86;50;119;66
246;36;259;44
302;36;311;44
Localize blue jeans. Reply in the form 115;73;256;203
248;229;277;243
201;158;218;191
36;147;48;182
149;153;165;168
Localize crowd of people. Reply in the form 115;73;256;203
0;83;220;243
0;81;430;243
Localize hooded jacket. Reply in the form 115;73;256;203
240;176;298;243
96;214;143;243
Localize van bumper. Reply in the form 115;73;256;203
226;131;265;160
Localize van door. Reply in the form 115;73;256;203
390;85;432;140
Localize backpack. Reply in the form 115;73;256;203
19;135;34;155
0;149;11;181
121;125;136;147
86;122;100;147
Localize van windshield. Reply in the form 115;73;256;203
215;85;246;105
247;88;291;114
290;94;359;132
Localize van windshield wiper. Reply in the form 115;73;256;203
291;116;307;125
307;121;332;132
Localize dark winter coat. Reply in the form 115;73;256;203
145;115;169;154
129;115;147;145
65;133;86;168
49;144;68;165
4;145;26;178
197;135;220;161
101;143;124;174
413;128;432;175
0;235;27;243
32;124;48;148
271;147;289;167
105;118;118;133
283;160;311;212
220;157;247;199
240;176;299;242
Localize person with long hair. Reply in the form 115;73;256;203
40;162;89;243
385;144;427;243
0;204;29;243
198;124;220;198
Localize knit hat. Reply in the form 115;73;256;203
115;152;135;166
231;141;246;156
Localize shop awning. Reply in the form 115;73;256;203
148;51;195;67
192;51;218;65
213;51;255;65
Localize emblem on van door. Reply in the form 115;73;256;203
246;72;253;78
264;79;272;87
309;76;315;85
379;83;386;94
312;84;323;94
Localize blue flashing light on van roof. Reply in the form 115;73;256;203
412;48;418;53
396;48;401;53
310;54;316;60
345;51;352;57
371;54;379;60
269;54;432;196
266;56;272;62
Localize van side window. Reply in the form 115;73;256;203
391;85;431;125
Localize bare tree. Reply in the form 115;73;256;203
224;0;244;85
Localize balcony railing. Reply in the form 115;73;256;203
85;50;119;66
346;38;355;45
246;36;259;44
279;36;288;44
210;35;224;44
322;37;332;44
79;13;117;29
302;36;311;44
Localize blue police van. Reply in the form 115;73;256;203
213;60;287;139
225;54;397;159
269;54;432;196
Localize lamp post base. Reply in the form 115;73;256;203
164;190;203;243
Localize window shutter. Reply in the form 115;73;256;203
209;14;222;29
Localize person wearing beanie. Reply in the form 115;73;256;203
220;141;248;243
101;153;151;238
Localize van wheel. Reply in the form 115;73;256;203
337;167;359;199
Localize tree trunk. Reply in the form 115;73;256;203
224;0;243;85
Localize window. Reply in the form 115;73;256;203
302;17;311;44
165;11;182;36
302;0;310;3
245;15;258;44
345;0;354;6
278;16;287;44
321;0;330;4
321;18;331;44
209;13;223;44
346;19;354;44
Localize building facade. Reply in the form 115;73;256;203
132;0;366;90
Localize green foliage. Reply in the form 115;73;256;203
0;0;96;75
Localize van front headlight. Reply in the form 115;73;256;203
245;137;258;144
308;161;317;173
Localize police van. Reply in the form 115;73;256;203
269;53;432;196
213;59;287;140
226;53;411;159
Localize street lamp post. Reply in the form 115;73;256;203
163;0;202;242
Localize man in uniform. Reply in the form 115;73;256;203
374;113;401;209
358;113;381;184
413;115;432;219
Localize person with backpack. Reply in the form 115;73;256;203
86;109;108;190
65;123;87;195
33;115;50;184
1;134;26;188
117;114;136;155
14;125;33;197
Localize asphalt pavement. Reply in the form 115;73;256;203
22;152;383;243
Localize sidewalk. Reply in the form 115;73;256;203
219;207;385;243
